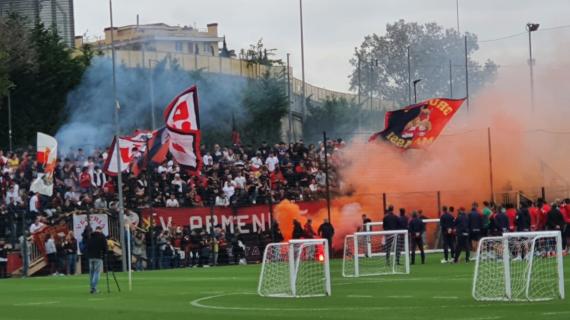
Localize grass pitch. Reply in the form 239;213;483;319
1;255;569;320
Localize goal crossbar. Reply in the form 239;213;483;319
472;231;565;302
258;238;331;298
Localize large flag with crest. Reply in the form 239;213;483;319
369;98;465;150
163;85;202;173
30;132;58;196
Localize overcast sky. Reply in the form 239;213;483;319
74;0;570;92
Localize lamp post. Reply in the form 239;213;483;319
148;59;159;130
526;22;539;112
299;0;306;123
413;79;422;103
109;0;127;272
7;87;13;152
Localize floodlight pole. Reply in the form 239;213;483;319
323;131;331;223
109;0;127;273
526;23;539;112
7;90;13;151
413;79;422;103
299;0;306;123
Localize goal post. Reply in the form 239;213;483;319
258;238;331;298
472;231;565;302
343;230;410;277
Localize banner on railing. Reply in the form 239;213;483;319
141;206;270;234
73;214;110;248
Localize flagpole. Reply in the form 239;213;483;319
487;127;495;204
109;0;128;273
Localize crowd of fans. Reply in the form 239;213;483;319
0;140;344;275
0;139;343;227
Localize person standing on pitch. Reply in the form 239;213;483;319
453;207;470;263
409;211;425;264
439;206;455;263
317;219;335;255
481;201;492;236
468;203;483;258
86;226;108;294
383;206;399;264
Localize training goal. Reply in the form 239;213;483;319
472;231;565;301
258;238;331;298
343;230;410;277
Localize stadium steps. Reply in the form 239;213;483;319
11;256;47;277
108;240;139;265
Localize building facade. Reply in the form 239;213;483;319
0;0;75;47
83;22;223;58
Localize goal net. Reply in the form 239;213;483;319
258;239;331;298
472;231;565;301
343;230;410;277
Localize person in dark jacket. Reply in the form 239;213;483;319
86;226;108;294
271;221;284;242
0;241;7;278
439;206;455;263
383;208;400;264
409;211;425;264
495;207;510;235
361;214;372;231
292;219;304;239
383;208;399;231
468;203;483;257
398;208;409;230
317;219;335;254
546;203;566;231
516;203;532;231
454;208;471;263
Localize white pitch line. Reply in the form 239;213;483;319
14;301;60;306
386;295;413;298
433;296;459;300
347;294;373;298
543;311;570;316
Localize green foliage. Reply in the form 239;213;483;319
241;39;283;67
0;16;91;148
349;19;498;106
241;71;288;145
303;97;385;143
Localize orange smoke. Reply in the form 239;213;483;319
274;49;570;250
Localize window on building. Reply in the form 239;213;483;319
188;42;194;54
175;41;183;52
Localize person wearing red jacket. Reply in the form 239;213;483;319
562;200;570;252
529;202;539;231
506;205;517;232
537;200;551;231
79;167;92;193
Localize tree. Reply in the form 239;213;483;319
303;97;385;143
241;70;288;145
0;13;37;97
349;20;498;107
241;39;283;67
0;20;91;148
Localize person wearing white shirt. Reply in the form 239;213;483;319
5;184;22;205
233;172;246;189
165;194;180;208
44;234;58;275
265;153;279;172
29;193;40;214
215;193;229;207
222;180;235;200
171;174;185;193
250;152;263;171
29;217;46;234
202;153;213;166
